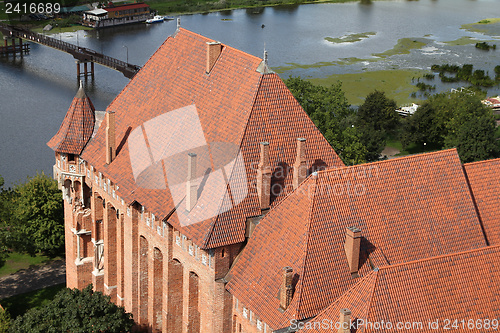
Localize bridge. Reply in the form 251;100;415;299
0;23;141;79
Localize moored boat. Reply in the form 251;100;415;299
146;15;164;24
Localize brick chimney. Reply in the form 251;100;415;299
186;153;198;212
344;227;362;275
206;42;222;74
279;267;294;310
338;308;351;333
293;138;307;190
105;111;115;164
256;142;271;210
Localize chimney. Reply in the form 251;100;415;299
206;42;222;74
338;308;351;333
256;142;271;210
344;227;362;275
186;153;198;211
279;267;294;310
293;138;307;190
105;111;115;164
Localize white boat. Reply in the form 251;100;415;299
146;15;164;24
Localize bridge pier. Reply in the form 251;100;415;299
76;60;95;79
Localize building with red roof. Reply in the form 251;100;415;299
48;26;500;333
48;26;343;332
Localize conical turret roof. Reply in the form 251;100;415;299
47;83;95;155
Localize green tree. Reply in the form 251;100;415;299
401;102;444;149
356;90;399;161
10;285;134;333
285;77;367;165
0;306;10;333
401;91;499;162
9;173;64;256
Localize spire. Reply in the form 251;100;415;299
47;84;96;155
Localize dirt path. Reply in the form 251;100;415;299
0;260;66;300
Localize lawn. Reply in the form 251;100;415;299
309;69;424;106
0;252;56;278
0;284;65;318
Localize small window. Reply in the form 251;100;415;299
201;254;207;265
68;154;75;162
242;308;248;319
257;319;263;330
221;248;225;258
188;245;194;256
176;235;181;246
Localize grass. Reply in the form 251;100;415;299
461;18;500;36
309;69;424;105
0;284;66;318
372;38;429;58
443;36;478;46
325;31;376;44
0;252;56;278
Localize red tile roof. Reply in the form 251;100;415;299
81;28;343;249
47;85;95;155
464;158;500;245
307;245;500;332
104;3;149;12
226;149;488;330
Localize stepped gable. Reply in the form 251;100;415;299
464;158;500;245
307;245;500;332
47;84;95;155
81;28;343;249
227;149;488;330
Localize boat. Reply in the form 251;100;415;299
146;15;164;24
164;16;175;21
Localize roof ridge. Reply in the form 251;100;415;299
318;148;458;177
463;156;500;167
178;28;264;65
294;174;319;320
378;244;500;272
364;268;379;322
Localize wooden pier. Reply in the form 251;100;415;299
0;23;141;79
0;37;30;56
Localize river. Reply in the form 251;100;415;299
1;0;499;186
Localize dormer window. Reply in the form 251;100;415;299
68;154;76;162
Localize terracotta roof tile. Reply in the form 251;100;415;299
308;245;500;332
80;28;343;249
47;85;95;155
464;158;500;245
227;149;487;330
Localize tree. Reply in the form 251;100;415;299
0;306;10;333
401;102;444;149
9;173;64;256
450;115;498;163
356;91;399;161
10;285;134;333
401;91;499;162
285;77;367;165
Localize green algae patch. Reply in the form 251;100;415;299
373;38;429;58
461;18;500;36
443;36;478;46
309;69;425;105
272;57;376;74
325;31;376;44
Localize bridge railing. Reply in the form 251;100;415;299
0;23;141;76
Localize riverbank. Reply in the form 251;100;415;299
148;0;361;16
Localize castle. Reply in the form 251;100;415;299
48;27;500;332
